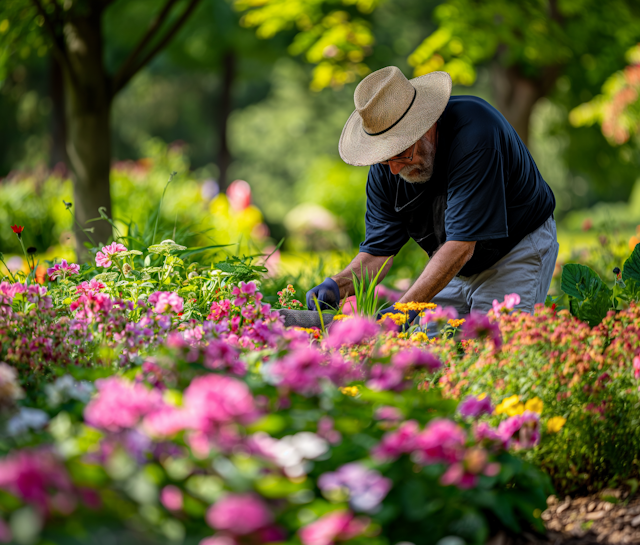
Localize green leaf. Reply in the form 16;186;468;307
561;264;612;326
561;264;604;300
622;243;640;283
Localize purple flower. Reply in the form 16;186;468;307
324;317;379;349
318;462;392;513
47;259;80;280
266;346;329;395
461;311;502;348
366;363;406;391
148;291;184;314
391;348;442;371
206;493;272;535
457;395;493;418
95;242;127;268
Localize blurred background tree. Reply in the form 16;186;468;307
2;0;640;282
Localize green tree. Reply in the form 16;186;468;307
0;0;201;253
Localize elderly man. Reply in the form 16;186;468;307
306;66;558;323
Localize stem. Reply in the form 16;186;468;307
0;259;17;283
66;207;97;247
152;171;177;245
16;236;33;284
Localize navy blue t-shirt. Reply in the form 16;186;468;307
359;95;555;276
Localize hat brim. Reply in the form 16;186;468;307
339;71;453;167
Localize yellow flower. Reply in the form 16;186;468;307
478;393;487;400
495;395;520;415
547;416;567;433
411;332;429;343
406;302;437;312
525;397;544;414
447;319;466;328
332;314;353;321
507;403;526;416
379;312;407;325
393;303;410;313
340;386;359;397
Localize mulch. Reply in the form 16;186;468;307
491;489;640;545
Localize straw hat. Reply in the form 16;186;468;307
339;67;452;166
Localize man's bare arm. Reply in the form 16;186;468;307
398;241;476;304
331;252;393;300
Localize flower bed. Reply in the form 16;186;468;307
0;234;556;545
438;303;640;494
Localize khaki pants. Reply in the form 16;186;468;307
430;215;559;318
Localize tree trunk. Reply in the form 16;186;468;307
62;14;114;256
49;56;68;172
490;64;560;147
217;50;235;191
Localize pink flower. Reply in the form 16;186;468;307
0;449;74;514
371;420;419;461
208;299;231;321
324;317;379;349
473;422;507;447
0;281;26;299
391;348;442;371
84;377;164;432
458;395;493;418
95;242;127;268
492;293;521;314
76;279;106;295
634;356;640;379
374;284;403;305
206;493;272;535
47;259;80;280
498;411;540;450
200;537;236;545
440;462;477;489
299;510;368;545
183;375;258;434
374;406;403;421
318;416;342;444
148;291;184;314
421;305;458;325
414;419;467;464
160;485;183;511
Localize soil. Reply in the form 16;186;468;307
495;489;640;545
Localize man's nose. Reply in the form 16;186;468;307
388;161;403;175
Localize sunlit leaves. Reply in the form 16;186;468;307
234;0;380;90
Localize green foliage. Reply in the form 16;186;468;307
561;264;612;327
349;257;390;316
214;254;269;285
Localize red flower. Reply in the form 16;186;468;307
11;225;24;235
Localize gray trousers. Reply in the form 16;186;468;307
430;215;559;317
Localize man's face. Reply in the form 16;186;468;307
386;125;438;184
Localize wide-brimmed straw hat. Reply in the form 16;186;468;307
339;66;452;166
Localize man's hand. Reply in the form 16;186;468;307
306;278;341;311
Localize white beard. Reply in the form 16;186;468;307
399;137;436;184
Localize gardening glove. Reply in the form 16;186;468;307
377;305;419;331
306;277;340;311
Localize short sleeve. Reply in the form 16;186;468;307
445;148;508;241
359;165;410;256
